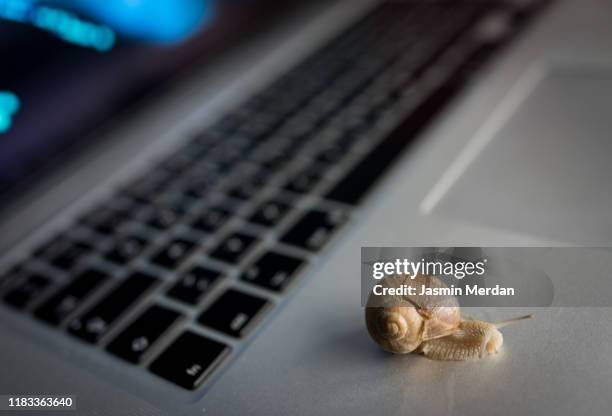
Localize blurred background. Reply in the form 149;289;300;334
0;0;312;201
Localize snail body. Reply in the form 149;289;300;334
365;275;532;361
417;320;503;361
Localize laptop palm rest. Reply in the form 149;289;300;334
426;67;612;244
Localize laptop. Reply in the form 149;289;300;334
2;0;612;414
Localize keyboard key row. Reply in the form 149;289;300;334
3;262;289;391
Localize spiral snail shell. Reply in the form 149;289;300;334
365;274;532;360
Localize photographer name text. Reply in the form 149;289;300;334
372;283;515;297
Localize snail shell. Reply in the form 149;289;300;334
365;275;460;354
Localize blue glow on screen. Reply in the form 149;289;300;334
0;0;214;133
1;0;215;46
33;5;115;51
0;92;20;134
0;0;116;51
40;0;214;43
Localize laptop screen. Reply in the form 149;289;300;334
0;0;292;203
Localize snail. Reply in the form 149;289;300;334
365;274;532;360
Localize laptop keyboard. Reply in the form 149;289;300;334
0;0;549;391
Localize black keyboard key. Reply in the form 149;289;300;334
209;232;259;264
35;269;108;325
227;183;258;201
144;206;183;230
105;235;149;265
198;289;270;337
248;198;291;228
316;143;346;164
284;165;324;194
0;266;22;292
242;251;305;292
154;192;191;214
3;274;51;309
68;272;158;343
281;209;348;251
152;239;196;270
49;240;94;270
107;305;181;363
227;174;268;201
191;207;231;233
80;208;132;235
249;149;289;171
167;266;222;305
180;175;220;199
149;331;229;390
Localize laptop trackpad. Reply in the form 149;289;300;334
427;68;612;243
